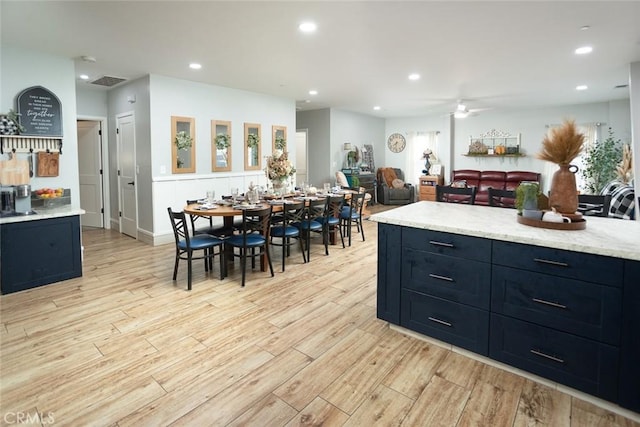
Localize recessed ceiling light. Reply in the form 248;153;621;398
81;55;96;63
408;73;420;81
580;25;591;31
575;46;593;55
576;85;588;91
299;22;317;33
189;63;202;70
373;106;381;111
79;74;89;80
309;90;318;95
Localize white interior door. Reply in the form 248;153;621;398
117;113;137;238
295;130;308;186
77;120;104;228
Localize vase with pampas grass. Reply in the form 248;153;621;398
537;120;585;214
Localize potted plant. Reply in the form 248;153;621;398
515;181;540;213
274;136;286;150
581;127;623;194
215;133;231;150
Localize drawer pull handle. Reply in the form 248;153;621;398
429;240;454;248
532;298;567;310
530;349;564;364
429;273;454;282
428;317;452;327
533;258;569;267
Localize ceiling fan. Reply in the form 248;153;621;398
452;100;488;118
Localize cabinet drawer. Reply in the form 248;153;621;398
403;228;491;262
420;186;436;196
492;241;623;287
401;290;489;355
403;248;490;309
491;266;621;345
490;314;619;401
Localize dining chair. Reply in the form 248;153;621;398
577;194;611;217
225;205;274;287
340;191;366;246
185;199;231;236
167;208;225;290
270;200;307;271
315;194;346;253
436;185;477;205
295;197;327;262
488;188;516;208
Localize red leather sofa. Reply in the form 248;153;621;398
451;170;541;206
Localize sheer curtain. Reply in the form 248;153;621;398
541;123;598;194
407;131;439;186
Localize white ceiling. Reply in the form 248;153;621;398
2;1;640;118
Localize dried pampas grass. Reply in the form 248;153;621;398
537;119;585;165
616;143;633;184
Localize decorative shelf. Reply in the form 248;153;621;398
463;154;525;158
1;135;63;154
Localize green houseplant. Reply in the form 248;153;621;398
515;181;540;213
175;131;193;151
247;133;260;149
215;133;231;150
274;136;286;150
581;127;623;194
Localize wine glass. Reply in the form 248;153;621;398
206;190;215;204
231;187;239;203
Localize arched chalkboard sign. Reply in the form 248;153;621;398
16;86;63;137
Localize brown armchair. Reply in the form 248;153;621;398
376;167;415;205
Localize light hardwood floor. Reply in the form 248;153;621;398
1;213;639;426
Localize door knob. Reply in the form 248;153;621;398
128;181;135;186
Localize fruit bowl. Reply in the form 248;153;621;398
35;188;64;199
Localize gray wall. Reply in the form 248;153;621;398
296;109;331;187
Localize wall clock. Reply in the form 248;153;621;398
387;133;406;153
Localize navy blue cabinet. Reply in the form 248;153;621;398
376;223;401;324
1;215;82;294
619;260;640;412
378;226;638;412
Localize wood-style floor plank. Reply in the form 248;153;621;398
1;211;638;426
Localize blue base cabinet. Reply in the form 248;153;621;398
377;226;639;413
1;215;82;294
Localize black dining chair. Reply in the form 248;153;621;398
295;198;326;262
270;200;307;271
318;194;346;252
436;185;477;205
167;208;225;290
340;191;366;246
577;194;611;217
225;205;274;287
488;188;516;208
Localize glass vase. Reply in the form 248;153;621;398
272;179;287;197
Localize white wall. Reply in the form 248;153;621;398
76;87;108;118
0;46;80;209
386;101;632;189
149;75;296;243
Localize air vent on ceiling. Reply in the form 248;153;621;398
91;76;127;87
614;84;629;89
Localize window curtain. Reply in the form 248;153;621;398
407;131;439;187
541;123;598;194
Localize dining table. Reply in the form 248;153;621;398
183;191;356;273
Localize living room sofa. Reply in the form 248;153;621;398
451;169;541;206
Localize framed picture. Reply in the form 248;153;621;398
429;164;442;176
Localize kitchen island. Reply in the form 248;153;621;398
370;202;640;415
1;206;84;294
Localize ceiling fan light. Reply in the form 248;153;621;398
456;103;467;112
454;110;469;119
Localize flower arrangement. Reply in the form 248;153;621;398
266;149;296;181
274;136;286;150
215;133;231;150
175;131;193;150
247;133;260;149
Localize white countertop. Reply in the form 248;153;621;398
0;206;85;225
370;202;640;261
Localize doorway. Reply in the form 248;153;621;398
116;113;137;238
77;118;106;228
295;129;308;186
